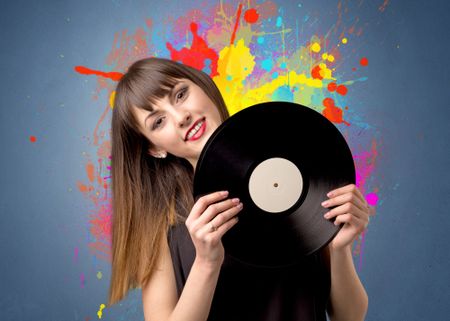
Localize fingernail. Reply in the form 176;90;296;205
321;201;329;207
323;212;330;218
327;192;334;197
221;191;229;196
232;198;240;203
236;203;243;209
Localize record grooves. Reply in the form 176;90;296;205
193;102;355;267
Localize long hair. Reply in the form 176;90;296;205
108;58;229;305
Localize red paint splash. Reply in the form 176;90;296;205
336;84;348;95
244;8;259;24
29;135;37;143
322;97;350;126
360;57;369;66
327;82;337;91
166;22;219;77
74;66;123;81
328;82;348;95
230;3;243;45
311;65;324;80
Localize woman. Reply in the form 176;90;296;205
109;57;370;321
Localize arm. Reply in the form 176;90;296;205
142;191;242;321
321;184;372;321
325;245;368;321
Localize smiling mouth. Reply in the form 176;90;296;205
185;118;206;141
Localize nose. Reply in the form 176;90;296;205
176;110;192;128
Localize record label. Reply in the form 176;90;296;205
248;157;303;213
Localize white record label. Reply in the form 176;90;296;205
248;157;303;213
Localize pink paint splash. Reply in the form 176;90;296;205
73;247;79;263
80;273;86;288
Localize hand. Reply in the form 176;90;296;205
185;191;242;266
322;184;374;250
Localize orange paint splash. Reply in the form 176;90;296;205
311;65;324;80
29;135;37;143
166;22;219;77
74;66;123;81
230;3;243;45
244;8;259;24
77;181;94;193
322;97;350;126
360;57;369;66
86;161;95;183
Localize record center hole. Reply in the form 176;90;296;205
274;183;279;188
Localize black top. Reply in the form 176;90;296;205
168;223;331;321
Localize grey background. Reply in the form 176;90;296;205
1;0;449;320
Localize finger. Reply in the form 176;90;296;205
334;213;368;231
214;216;240;239
197;198;241;225
197;203;243;236
208;202;243;228
327;184;365;203
189;191;229;220
324;203;367;221
322;192;368;212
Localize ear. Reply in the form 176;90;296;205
148;147;167;159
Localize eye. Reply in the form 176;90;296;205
175;87;188;102
152;117;165;129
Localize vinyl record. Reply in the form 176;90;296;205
193;102;355;267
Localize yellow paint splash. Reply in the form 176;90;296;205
311;42;321;53
109;91;115;109
97;304;106;319
319;63;333;79
342;37;348;44
213;38;256;115
321;53;335;62
96;271;103;279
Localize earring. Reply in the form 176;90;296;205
155;152;167;159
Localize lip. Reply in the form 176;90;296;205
185;118;206;141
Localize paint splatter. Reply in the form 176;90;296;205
230;3;243;45
97;304;106;319
73;247;79;263
360;57;369;66
244;8;259;24
322;97;350;126
74;66;123;81
75;0;382;275
379;0;390;12
96;271;103;279
311;42;321;53
80;273;86;288
167;22;219;77
29;135;37;143
366;192;379;206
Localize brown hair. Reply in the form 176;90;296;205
108;57;229;305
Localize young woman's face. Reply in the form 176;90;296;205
133;79;222;168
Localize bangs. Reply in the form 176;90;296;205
124;72;180;112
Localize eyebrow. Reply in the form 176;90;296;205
143;81;183;127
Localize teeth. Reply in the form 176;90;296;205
187;121;204;139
